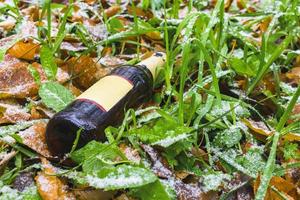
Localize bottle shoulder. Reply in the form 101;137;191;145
110;65;153;86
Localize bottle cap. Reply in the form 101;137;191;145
137;52;166;80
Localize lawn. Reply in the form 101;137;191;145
0;0;299;199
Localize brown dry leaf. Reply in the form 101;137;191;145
254;175;298;200
236;0;246;10
286;67;300;84
60;42;87;52
191;147;209;162
104;5;121;18
8;40;39;61
175;170;190;180
127;6;153;19
260;17;272;33
141;144;173;179
0;35;18;53
0;151;17;175
0;55;69;99
63;55;110;89
119;143;141;164
35;158;75;200
141;144;208;200
225;0;234;11
13;172;35;192
19;121;52;157
0;99;31;124
270;176;298;199
21;5;39;21
242;119;272;136
30;106;44;120
33;104;56;119
174;180;205;200
0;55;41;99
0;18;16;31
242;119;300;142
84;0;97;5
285;160;300;186
64;82;83;97
99;56;126;67
85;23;108;41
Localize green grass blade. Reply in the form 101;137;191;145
178;43;191;124
197;42;221;106
247;34;293;95
255;85;300;200
52;2;73;53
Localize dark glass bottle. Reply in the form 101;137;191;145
46;52;165;157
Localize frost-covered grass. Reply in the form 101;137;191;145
1;0;300;199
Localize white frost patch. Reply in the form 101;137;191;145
84;165;156;190
0;181;38;200
152;133;191;147
0;184;19;200
0;135;15;144
86;174;144;189
36;174;53;193
236;121;248;133
211;101;249;117
202;172;231;192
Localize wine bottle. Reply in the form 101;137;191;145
46;52;166;157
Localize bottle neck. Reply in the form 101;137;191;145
136;52;166;80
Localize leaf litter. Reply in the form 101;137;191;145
0;0;300;200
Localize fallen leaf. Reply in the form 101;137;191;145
99;56;126;67
85;23;108;41
127;6;153;19
7;40;39;61
0;99;31;124
0;151;17;175
0;35;19;62
21;5;39;21
259;17;272;33
35;158;75;200
237;0;246;10
63;55;110;89
141;144;207;200
286;67;300;84
13;172;35;191
225;0;234;11
0;55;69;99
30;106;44;120
19;121;52;157
19;20;38;38
64;82;82;97
119;143;141;164
0;18;16;31
104;5;121;18
39;82;75;112
242;119;300;142
254;175;298;200
60;42;87;52
0;55;42;99
284;160;300;186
